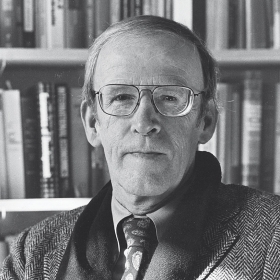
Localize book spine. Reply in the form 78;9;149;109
260;82;276;193
241;71;262;188
95;0;110;37
237;0;246;48
51;0;65;48
142;0;152;15
23;0;35;48
193;0;206;42
230;85;242;185
157;0;165;17
0;0;14;47
245;0;270;48
216;83;232;184
35;0;51;48
85;0;95;47
56;83;72;197
135;0;143;16
274;83;280;194
273;0;280;48
37;82;57;198
14;0;23;47
69;87;91;197
0;89;9;199
21;88;41;198
121;0;130;20
165;0;173;19
64;0;85;48
2;89;25;198
173;0;193;29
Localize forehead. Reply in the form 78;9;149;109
93;33;203;89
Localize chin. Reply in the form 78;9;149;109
121;176;173;197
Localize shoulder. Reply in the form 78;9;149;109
25;205;85;250
1;206;85;279
215;184;280;227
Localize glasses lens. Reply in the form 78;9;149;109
99;85;139;116
153;86;193;116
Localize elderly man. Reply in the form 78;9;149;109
1;16;280;280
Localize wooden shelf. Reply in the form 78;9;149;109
0;48;88;66
212;49;280;67
1;48;280;67
0;198;91;212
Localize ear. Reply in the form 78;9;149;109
198;100;218;144
80;100;102;147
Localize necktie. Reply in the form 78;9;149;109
121;217;157;280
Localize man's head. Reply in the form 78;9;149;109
81;16;218;214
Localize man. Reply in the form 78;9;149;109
1;16;280;280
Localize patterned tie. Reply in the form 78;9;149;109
121;217;157;280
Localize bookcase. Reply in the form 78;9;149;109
1;48;280;236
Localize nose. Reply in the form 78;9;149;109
131;91;161;136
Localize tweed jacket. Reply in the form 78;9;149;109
1;153;280;280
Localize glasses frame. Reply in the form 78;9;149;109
91;84;205;117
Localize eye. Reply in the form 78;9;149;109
113;93;135;102
162;95;178;102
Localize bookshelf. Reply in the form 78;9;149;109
1;0;280;246
2;48;280;67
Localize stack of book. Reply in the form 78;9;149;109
0;83;109;199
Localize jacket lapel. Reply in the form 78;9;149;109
193;184;242;280
144;151;242;280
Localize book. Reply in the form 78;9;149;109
23;0;35;48
173;0;193;29
2;89;25;198
156;0;165;17
260;82;276;193
35;0;52;48
121;0;130;19
135;0;143;16
85;0;95;47
56;83;72;197
245;0;271;48
241;71;263;189
206;0;229;49
273;0;280;48
69;87;91;197
230;84;242;185
0;0;16;47
193;0;206;42
0;89;8;199
110;0;121;24
216;82;234;184
274;83;280;194
21;88;41;198
37;82;59;198
165;0;173;19
64;0;85;48
51;0;65;48
95;0;110;37
142;0;152;15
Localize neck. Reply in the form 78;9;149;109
112;164;196;215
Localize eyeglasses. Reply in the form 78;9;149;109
91;84;204;117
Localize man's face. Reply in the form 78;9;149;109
87;33;208;210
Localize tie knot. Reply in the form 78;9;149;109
122;217;155;249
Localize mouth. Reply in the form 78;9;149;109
127;151;164;159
